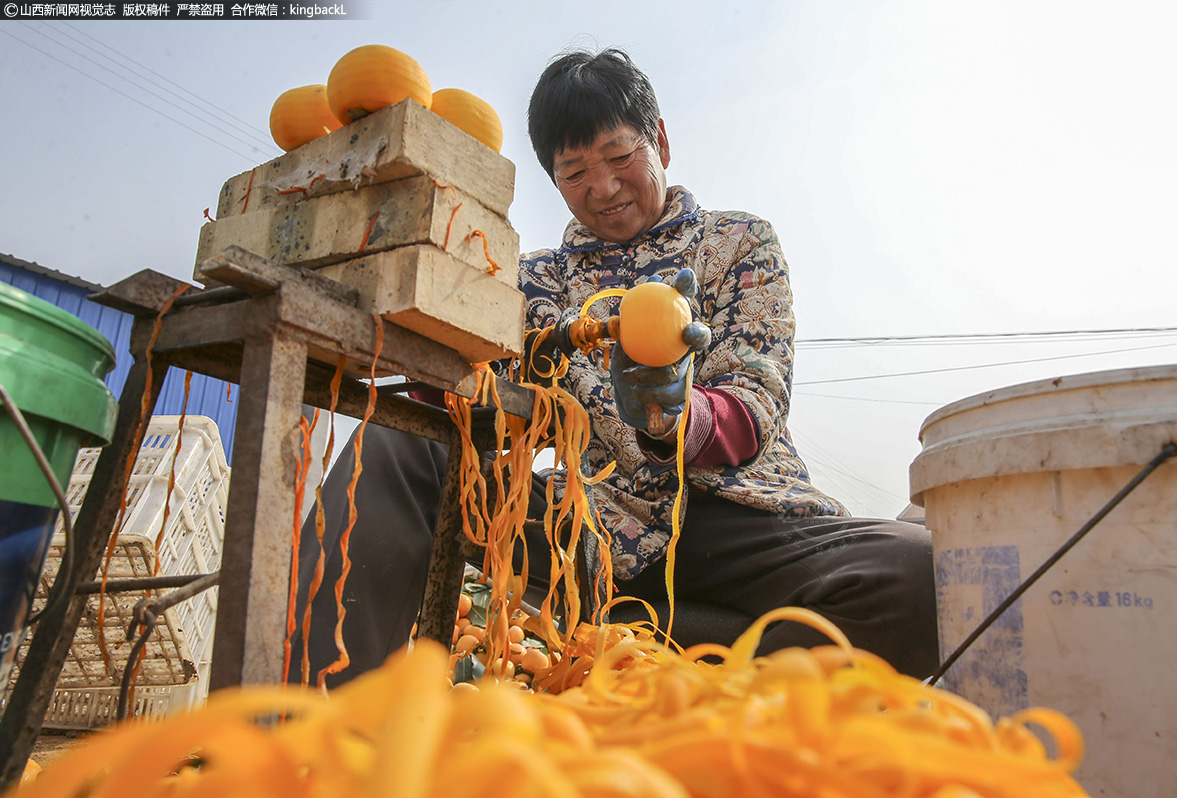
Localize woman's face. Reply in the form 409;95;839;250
551;121;671;244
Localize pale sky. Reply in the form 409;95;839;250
3;1;1176;517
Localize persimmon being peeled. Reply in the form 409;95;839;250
269;85;343;151
430;88;503;152
618;281;692;367
327;44;432;124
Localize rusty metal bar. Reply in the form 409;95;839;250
172;284;248;308
118;572;222;721
146;281;503;401
208;333;308;690
0;317;169;790
302;369;457;444
145;342;245;387
103;271;536;416
75;573;219;594
417;431;469;645
418;430;496;645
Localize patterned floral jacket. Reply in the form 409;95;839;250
521;186;848;580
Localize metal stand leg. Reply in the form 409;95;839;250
209;335;308;690
417;432;503;645
417;431;472;646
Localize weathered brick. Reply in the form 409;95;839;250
196;175;518;285
215;99;514;220
317;245;525;363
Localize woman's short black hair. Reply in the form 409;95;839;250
528;47;661;181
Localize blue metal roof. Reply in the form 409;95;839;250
1;255;239;462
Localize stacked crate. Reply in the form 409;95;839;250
7;416;229;728
194;99;525;363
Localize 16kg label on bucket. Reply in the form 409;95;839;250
935;545;1028;719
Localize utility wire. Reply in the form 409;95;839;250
797;450;900;515
58;21;277;147
793;391;944;406
15;23;275;159
791;429;904;512
2;27;263;164
796;326;1177;348
4;26;261;163
794;341;1177;387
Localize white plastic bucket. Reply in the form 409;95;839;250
910;365;1177;798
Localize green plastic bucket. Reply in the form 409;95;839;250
1;281;118;689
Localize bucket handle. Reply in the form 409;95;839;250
928;439;1177;685
0;379;76;626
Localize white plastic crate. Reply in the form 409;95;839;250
39;685;176;730
10;416;229;728
23;535;194;687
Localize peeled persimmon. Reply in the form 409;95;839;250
269;84;343;151
430;88;503;152
520;647;550;673
618;281;691;367
327;44;431;124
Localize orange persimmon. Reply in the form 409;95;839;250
430;88;503;152
327;44;431;124
617;281;691;367
269;84;343;151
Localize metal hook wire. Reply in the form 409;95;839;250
117;571;220;721
0;380;75;627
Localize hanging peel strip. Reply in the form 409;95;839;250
316;315;383;689
572;287;693;643
432;179;463;252
151;370;193;576
466;230;501;276
357;211;379;255
123;369;195;694
283;410;319;684
445;363;617;679
19;316;1094;798
298;355;347;688
96;282;189;674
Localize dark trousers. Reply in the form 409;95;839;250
289;425;939;687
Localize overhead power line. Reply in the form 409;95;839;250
17;23;275;157
794;341;1177;386
796;326;1177;349
58;21;276;146
793;391;944;406
2;26;269;164
791;429;904;513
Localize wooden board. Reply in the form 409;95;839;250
195;245;360;305
214;99;515;220
318;245;526;363
195;175;518;285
